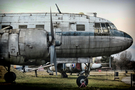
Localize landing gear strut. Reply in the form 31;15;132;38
4;65;16;83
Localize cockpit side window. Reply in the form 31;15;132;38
109;23;117;30
101;23;109;34
94;23;110;36
95;23;100;28
94;23;101;34
101;23;105;28
105;23;111;29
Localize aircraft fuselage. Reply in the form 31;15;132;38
0;13;133;65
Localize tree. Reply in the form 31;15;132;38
116;51;132;70
112;58;117;70
116;59;123;70
128;61;135;73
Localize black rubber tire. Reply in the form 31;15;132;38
76;76;88;87
4;72;16;83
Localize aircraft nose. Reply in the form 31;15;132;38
124;32;133;40
124;32;133;46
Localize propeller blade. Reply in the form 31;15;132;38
50;8;55;44
50;45;57;76
50;8;57;76
54;48;57;76
55;4;61;14
50;45;54;64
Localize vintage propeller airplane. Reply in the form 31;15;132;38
0;4;133;86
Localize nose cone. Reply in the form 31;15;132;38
124;32;133;40
124;32;133;47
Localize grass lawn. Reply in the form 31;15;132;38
0;72;131;90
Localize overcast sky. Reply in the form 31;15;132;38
0;0;135;59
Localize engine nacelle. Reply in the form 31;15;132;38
0;28;49;65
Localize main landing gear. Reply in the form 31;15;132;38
4;65;16;83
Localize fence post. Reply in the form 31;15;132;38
114;72;119;80
131;73;132;87
133;74;135;87
35;70;37;77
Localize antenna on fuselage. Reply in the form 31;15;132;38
55;4;62;14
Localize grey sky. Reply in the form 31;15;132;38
0;0;135;59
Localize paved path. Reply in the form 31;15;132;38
121;76;131;85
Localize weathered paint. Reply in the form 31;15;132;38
0;13;133;65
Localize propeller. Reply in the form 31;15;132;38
55;4;61;14
50;8;57;76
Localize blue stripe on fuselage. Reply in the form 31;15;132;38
49;31;94;36
48;30;129;39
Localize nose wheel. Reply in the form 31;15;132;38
76;76;88;87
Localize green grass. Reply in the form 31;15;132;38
0;73;132;90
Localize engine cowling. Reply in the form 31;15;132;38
0;28;49;65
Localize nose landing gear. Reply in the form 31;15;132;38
76;75;88;87
76;63;90;87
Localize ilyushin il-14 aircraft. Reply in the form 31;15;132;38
0;4;133;86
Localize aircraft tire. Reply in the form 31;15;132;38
76;76;88;87
4;72;16;83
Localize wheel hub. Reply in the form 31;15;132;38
80;79;86;84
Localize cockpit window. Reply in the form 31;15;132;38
95;23;100;28
109;23;117;30
101;23;109;33
105;23;111;29
94;23;110;35
101;23;105;28
94;23;101;34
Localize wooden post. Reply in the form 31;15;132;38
35;70;37;77
131;73;132;87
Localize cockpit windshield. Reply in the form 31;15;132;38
94;23;117;36
109;23;117;30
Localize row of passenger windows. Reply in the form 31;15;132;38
19;25;45;29
1;24;85;31
1;25;45;29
